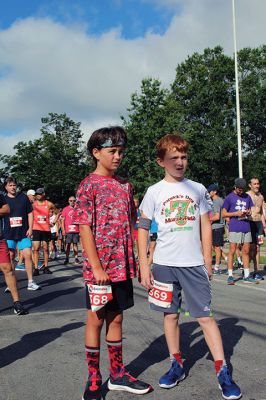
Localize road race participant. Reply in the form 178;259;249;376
0;192;28;315
73;126;151;398
32;188;55;275
138;133;241;400
222;178;257;285
3;177;40;291
61;196;81;266
246;177;265;280
208;184;224;275
49;207;59;260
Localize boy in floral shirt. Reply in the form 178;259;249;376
73;126;151;399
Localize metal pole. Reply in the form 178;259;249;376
232;0;243;178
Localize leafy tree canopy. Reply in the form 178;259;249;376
0;113;91;205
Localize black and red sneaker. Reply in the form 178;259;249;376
108;368;152;394
82;372;102;400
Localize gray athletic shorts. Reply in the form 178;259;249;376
151;263;212;318
229;231;252;244
65;233;80;244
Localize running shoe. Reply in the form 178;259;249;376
213;269;221;275
82;372;102;399
33;268;39;276
13;301;28;315
4;286;11;293
217;365;241;400
227;276;235;285
63;258;69;265
74;257;82;266
242;276;259;284
15;263;26;271
159;359;185;389
27;281;41;291
108;368;151;394
43;267;53;274
253;272;264;281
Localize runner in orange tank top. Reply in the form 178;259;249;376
32;188;57;275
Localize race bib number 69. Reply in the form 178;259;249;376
148;280;173;308
87;284;113;312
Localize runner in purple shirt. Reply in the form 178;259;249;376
222;178;257;285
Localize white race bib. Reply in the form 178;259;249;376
10;217;22;227
87;284;113;312
37;215;46;224
148;280;173;308
68;224;77;232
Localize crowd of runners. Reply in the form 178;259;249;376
0;179;82;315
0;126;265;400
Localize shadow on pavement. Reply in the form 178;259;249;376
98;317;245;398
0;322;84;368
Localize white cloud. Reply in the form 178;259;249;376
0;0;266;155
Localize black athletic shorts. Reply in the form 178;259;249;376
212;227;224;247
250;221;264;245
32;230;51;242
86;279;134;312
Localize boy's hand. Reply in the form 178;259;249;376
93;268;110;285
140;266;154;290
206;264;213;280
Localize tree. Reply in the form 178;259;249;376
238;46;266;193
122;46;266;197
0;113;90;205
120;78;169;197
168;46;237;192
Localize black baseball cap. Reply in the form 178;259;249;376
207;183;219;192
234;178;246;189
35;187;45;195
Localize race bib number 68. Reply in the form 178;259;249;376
87;284;113;312
148;280;173;308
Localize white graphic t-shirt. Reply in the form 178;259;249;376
140;178;211;267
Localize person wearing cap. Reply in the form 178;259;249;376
61;196;81;266
222;178;257;285
208;184;224;275
27;189;35;204
32;188;56;275
2;176;40;291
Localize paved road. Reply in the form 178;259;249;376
0;257;266;400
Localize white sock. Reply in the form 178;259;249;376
244;269;250;278
214;265;220;270
228;270;233;277
238;257;242;264
28;280;33;284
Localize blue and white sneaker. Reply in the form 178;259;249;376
217;365;242;399
253;272;264;281
15;263;26;271
227;276;235;285
159;359;185;388
213;269;221;275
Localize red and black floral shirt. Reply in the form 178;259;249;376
73;173;137;284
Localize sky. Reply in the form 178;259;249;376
0;0;266;155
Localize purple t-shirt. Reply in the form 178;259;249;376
222;192;253;233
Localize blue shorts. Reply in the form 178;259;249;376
151;264;212;318
7;237;32;251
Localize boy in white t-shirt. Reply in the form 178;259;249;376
138;134;241;400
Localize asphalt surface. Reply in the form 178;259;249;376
0;255;266;400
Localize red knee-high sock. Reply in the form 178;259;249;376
85;346;100;377
106;340;123;377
